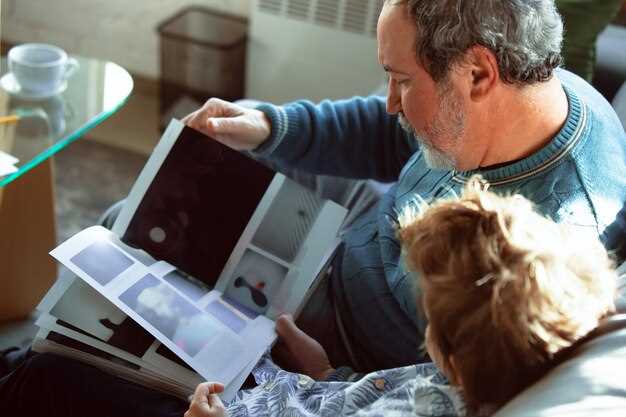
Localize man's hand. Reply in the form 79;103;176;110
182;98;271;151
184;382;226;417
273;314;335;381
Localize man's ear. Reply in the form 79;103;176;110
462;45;499;102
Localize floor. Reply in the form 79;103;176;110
87;83;161;157
0;87;158;351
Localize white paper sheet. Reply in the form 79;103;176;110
50;225;275;388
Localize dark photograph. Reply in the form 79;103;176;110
122;126;276;289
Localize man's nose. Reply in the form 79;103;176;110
386;79;401;114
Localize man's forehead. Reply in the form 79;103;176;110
377;4;417;69
379;0;413;30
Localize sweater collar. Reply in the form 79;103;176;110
452;83;586;185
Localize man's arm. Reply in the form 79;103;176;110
183;96;417;183
255;96;417;182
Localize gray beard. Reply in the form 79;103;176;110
420;142;457;171
398;113;456;171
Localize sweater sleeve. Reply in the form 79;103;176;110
252;96;417;182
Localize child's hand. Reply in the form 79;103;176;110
184;382;226;417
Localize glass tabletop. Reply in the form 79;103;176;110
0;55;133;187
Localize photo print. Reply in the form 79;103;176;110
48;280;155;358
50;279;127;341
205;299;249;334
122;125;276;289
119;274;221;357
162;269;209;302
251;178;323;262
224;250;288;315
70;241;134;286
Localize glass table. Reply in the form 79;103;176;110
0;55;133;186
0;56;133;320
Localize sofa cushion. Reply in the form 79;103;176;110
595;24;626;101
494;273;626;417
612;81;626;129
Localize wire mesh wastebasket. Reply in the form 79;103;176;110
158;6;248;128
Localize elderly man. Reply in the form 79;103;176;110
1;1;625;416
184;0;626;371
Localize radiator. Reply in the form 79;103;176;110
246;0;385;104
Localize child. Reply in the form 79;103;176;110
186;177;617;417
398;176;617;414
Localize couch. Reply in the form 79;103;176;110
495;272;626;417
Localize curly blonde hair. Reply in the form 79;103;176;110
398;176;616;411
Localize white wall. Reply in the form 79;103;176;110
2;0;251;78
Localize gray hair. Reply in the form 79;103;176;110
390;0;563;85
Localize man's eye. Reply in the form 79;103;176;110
386;75;409;86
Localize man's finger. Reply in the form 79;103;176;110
275;314;304;344
208;115;247;136
202;97;244;118
184;112;205;131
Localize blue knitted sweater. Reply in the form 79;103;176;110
255;69;626;370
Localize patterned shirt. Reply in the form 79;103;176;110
227;357;465;417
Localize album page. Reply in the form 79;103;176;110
50;225;275;387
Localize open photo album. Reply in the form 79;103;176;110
32;119;348;401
